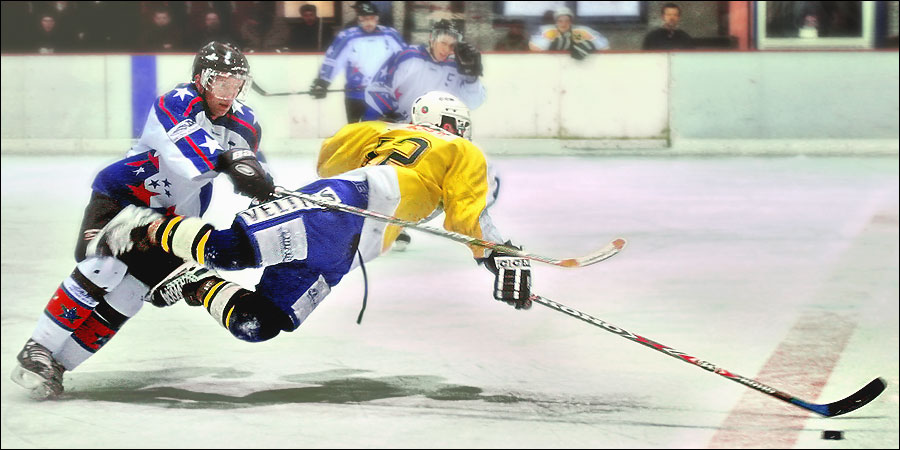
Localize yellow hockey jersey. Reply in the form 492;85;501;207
318;121;502;257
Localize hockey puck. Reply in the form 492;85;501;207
821;430;843;440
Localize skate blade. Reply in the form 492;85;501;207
10;365;57;400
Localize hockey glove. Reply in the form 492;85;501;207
570;39;596;60
86;205;163;258
455;42;483;77
217;148;275;202
477;242;533;310
310;78;330;99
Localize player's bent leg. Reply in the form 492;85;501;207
53;274;147;371
184;276;292;343
12;257;128;400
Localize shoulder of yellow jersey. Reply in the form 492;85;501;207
541;27;561;40
573;26;601;41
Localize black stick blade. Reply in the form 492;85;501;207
805;378;887;417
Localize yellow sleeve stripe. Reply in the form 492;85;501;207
196;230;211;266
203;280;228;309
160;216;184;253
225;306;235;328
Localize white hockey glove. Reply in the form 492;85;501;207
86;205;163;258
477;242;533;310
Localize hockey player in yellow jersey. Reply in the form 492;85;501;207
317;91;500;258
88;91;533;344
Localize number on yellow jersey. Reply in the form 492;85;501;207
363;136;431;168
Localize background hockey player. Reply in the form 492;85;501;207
90;91;532;344
10;41;275;400
363;19;485;122
529;6;609;59
308;1;406;123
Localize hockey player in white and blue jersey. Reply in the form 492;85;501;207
90;92;533;345
10;41;276;400
363;19;486;122
309;1;405;123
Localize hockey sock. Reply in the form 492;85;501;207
52;275;146;370
30;257;128;353
154;215;215;264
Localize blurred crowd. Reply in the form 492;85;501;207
0;1;338;54
1;1;703;55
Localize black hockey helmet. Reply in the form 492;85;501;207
192;41;250;100
354;1;378;16
192;41;249;79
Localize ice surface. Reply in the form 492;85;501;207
2;152;897;448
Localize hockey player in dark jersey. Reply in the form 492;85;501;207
10;41;276;400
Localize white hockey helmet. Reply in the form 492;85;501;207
410;91;472;140
554;6;574;20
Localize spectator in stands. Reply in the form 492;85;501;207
642;3;694;50
494;20;529;51
238;1;289;52
289;4;334;51
530;6;609;60
190;11;235;50
139;8;183;52
33;13;68;54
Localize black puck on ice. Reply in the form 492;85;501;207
822;430;844;440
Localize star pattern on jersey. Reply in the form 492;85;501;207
162;179;172;187
199;136;223;155
58;304;83;325
231;101;245;115
173;87;194;101
165;189;172;197
125;151;160;170
93;333;112;347
149;179;160;188
128;182;160;206
133;166;145;175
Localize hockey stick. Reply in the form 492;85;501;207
532;294;886;417
251;81;345;97
273;187;626;268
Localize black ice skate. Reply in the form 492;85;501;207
11;339;65;400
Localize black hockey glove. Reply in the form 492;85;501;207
310;77;330;99
571;39;596;60
477;242;533;310
217;148;275;202
455;42;483;77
